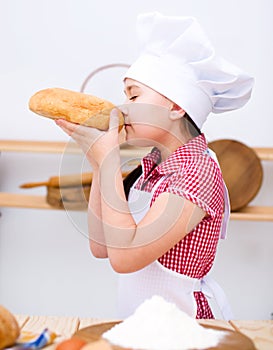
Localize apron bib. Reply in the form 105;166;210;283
118;149;233;320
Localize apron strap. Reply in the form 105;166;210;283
201;149;233;320
206;148;230;239
221;181;231;239
201;275;234;321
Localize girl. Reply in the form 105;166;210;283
56;12;253;319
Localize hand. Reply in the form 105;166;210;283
55;108;121;166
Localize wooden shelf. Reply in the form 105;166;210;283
0;192;60;210
253;147;273;161
1;139;272;160
230;206;273;221
0;140;76;154
1;192;273;221
0;139;150;158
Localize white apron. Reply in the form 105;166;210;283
117;149;233;320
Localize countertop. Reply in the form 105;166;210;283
15;315;273;350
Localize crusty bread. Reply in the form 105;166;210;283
29;88;124;131
0;305;20;349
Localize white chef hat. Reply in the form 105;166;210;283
125;12;254;129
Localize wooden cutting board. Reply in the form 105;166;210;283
46;185;90;210
73;321;256;350
208;139;263;211
21;171;132;210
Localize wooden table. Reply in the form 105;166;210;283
15;315;273;350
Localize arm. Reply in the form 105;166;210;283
87;165;108;258
55;118;109;258
55;113;205;272
99;150;205;272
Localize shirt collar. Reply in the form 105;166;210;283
141;134;208;179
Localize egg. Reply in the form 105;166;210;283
56;337;87;350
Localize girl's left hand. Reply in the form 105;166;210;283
55;108;121;165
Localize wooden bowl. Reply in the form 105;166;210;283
208;139;263;211
73;321;256;350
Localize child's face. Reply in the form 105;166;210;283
123;78;171;107
122;78;175;146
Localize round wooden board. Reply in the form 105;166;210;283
208;139;263;211
73;321;256;350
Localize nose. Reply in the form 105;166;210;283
117;105;129;124
118;105;129;116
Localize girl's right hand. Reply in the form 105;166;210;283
55;108;121;167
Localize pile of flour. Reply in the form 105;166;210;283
103;296;224;350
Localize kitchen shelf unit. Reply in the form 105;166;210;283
0;140;273;221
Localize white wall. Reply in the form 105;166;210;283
0;0;273;320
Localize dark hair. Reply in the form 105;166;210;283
183;113;201;137
123;164;143;200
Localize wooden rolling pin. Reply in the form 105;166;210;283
20;171;131;189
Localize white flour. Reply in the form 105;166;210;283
103;296;224;350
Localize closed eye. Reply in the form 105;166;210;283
129;96;137;101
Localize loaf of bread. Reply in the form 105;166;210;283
0;305;20;349
29;88;124;131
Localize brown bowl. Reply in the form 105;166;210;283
73;321;256;350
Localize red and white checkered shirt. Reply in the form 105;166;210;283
134;134;225;318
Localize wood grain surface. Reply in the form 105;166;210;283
74;321;256;350
14;315;273;350
208;139;263;211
